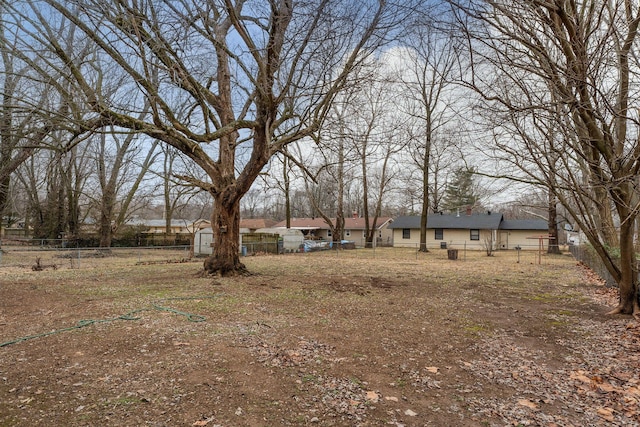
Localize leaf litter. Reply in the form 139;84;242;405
0;249;638;426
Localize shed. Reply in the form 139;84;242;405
194;228;214;255
193;228;243;256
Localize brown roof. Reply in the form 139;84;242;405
273;217;392;230
240;218;277;230
272;218;326;229
344;217;392;230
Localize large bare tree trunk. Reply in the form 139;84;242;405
588;182;619;248
204;193;245;275
283;154;291;229
98;187;115;248
610;218;639;315
547;193;561;255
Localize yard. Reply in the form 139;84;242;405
0;247;638;426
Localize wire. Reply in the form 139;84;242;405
0;295;219;348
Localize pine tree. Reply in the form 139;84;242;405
441;167;479;213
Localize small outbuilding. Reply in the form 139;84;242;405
193;227;215;256
194;228;244;256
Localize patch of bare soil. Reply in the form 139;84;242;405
0;249;638;426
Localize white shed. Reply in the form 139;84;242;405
194;228;214;255
193;228;244;256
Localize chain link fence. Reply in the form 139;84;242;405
568;244;618;288
0;239;570;270
0;244;194;270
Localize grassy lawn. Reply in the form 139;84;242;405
1;248;637;426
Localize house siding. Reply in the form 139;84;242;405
393;228;494;250
346;227;394;247
390;214;548;251
498;230;551;250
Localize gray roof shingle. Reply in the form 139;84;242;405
388;213;547;231
500;219;548;231
389;213;503;230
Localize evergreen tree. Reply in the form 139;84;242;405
441;167;479;213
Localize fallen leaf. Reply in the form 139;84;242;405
365;391;379;402
517;399;538;409
627;386;640;397
597;383;616;393
570;370;592;384
425;366;438;374
597;407;615;422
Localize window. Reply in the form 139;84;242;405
327;229;332;238
345;229;351;237
434;228;443;240
402;228;411;239
470;229;480;240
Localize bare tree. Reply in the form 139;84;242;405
13;0;412;275
90;128;159;248
0;13;68;239
2;2;112;243
395;13;460;252
14;143;88;241
348;65;406;246
454;0;640;316
293;58;408;245
156;144;207;233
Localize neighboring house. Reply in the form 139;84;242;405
272;216;394;247
239;218;278;233
127;218;210;234
497;219;550;250
273;217;328;239
389;213;548;250
342;216;394;247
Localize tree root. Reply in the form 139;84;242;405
199;257;252;278
606;306;627;315
606;299;640;319
195;267;253;278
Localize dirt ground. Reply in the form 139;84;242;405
0;248;638;426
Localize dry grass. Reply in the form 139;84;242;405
2;247;635;427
